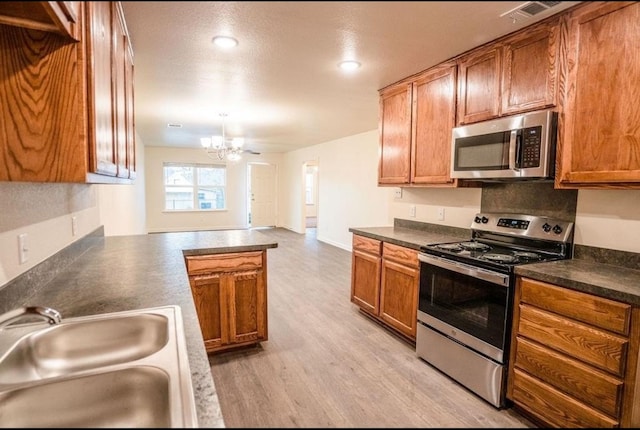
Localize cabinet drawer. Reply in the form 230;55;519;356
520;277;631;335
185;252;263;275
382;242;418;268
512;368;619;428
352;235;382;256
514;336;623;418
518;304;628;377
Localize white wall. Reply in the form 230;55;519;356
145;146;283;233
279;130;394;250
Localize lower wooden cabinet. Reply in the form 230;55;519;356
185;251;268;353
351;234;419;340
508;277;640;428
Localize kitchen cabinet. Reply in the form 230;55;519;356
351;235;419;341
507;277;640;428
378;63;459;187
185;251;268;353
556;1;640;188
0;1;135;183
456;17;560;125
0;1;81;40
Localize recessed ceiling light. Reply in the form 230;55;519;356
212;36;238;49
338;60;361;72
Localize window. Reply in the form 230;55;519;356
164;163;226;211
305;172;314;205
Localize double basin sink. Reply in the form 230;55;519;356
0;306;198;427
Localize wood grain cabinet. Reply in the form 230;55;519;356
0;1;81;40
351;235;420;340
378;63;458;187
457;17;559;125
185;251;268;353
556;1;640;188
0;1;135;183
507;277;640;428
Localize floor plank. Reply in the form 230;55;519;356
209;228;535;428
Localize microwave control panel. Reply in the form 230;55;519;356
520;126;542;168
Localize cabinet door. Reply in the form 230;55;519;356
124;41;136;179
411;64;457;185
86;1;117;177
0;1;81;40
113;2;129;179
351;250;381;315
190;274;228;351
378;83;412;184
228;270;267;345
557;1;640;187
501;18;559;115
457;45;502;125
379;258;419;338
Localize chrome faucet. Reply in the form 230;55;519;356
0;306;62;329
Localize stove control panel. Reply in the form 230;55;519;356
471;213;574;243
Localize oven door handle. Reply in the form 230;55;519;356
418;254;510;286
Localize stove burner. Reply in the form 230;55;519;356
481;253;518;263
512;251;542;260
436;243;463;251
459;242;491;252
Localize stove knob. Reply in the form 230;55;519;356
474;216;482;224
552;225;563;235
481;216;489;224
542;223;552;233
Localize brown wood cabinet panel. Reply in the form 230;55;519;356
352;235;382;256
185;251;263;275
518;304;628;377
501;18;559;115
190;274;227;350
411;64;457;185
378;83;412;184
514;336;623;418
457;45;501;125
520;277;631;336
382;242;418;268
557;1;640;187
228;271;267;345
351;249;381;316
124;39;136;179
512;368;619;428
0;1;80;40
379;258;419;338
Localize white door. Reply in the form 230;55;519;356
249;163;277;227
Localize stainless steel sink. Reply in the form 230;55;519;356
0;306;198;428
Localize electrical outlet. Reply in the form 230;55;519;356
409;205;416;217
72;216;78;236
18;233;28;264
438;207;445;221
394;188;403;199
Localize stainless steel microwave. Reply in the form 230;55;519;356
450;109;558;180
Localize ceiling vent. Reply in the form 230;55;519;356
500;1;562;22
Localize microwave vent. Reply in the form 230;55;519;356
500;1;562;21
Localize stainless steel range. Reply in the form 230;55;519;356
416;212;573;408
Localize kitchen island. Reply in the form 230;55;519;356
0;227;278;428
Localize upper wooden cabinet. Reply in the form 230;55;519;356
0;1;81;40
378;63;458;187
378;83;412;185
556;1;640;188
0;1;135;183
457;17;560;125
411;64;457;185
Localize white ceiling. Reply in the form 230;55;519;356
122;1;580;154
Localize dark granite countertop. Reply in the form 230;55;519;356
515;259;640;306
0;228;278;428
348;223;469;251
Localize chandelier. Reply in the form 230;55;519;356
200;113;244;161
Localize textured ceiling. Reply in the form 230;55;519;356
122;1;580;154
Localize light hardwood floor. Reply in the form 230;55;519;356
208;228;535;428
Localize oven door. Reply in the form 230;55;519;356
417;253;511;363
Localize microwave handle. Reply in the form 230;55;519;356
508;130;518;170
514;130;524;169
